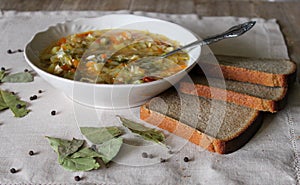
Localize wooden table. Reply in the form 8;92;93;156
1;0;299;70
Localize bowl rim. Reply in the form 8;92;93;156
24;14;202;88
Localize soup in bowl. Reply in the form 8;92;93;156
24;14;201;109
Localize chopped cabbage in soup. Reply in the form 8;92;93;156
39;29;189;84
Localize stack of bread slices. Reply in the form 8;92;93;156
140;54;296;154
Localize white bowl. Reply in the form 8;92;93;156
24;14;201;109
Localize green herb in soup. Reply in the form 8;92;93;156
39;29;189;84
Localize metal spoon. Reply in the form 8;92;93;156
112;21;256;83
162;20;256;58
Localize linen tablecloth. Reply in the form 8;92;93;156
0;10;299;184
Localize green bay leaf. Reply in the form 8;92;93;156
45;137;84;158
1;72;33;83
57;138;84;159
0;70;6;81
97;137;123;164
46;136;101;172
0;92;8;110
60;157;100;172
46;136;73;153
0;89;29;117
117;116;151;131
137;129;165;144
70;147;102;159
118;116;166;145
80;126;123;144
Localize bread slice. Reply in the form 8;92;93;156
197;55;296;87
179;74;287;113
140;88;263;154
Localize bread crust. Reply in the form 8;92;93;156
140;104;262;154
219;65;288;87
197;58;297;87
179;82;288;113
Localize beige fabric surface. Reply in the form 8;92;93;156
0;10;298;184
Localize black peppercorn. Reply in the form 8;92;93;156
16;104;22;109
1;67;5;71
10;168;16;173
38;90;42;93
183;157;189;162
24;69;29;72
30;95;37;101
7;49;12;54
29;150;34;156
51;110;56;116
160;158;167;163
141;152;148;158
74;176;81;181
17;49;23;52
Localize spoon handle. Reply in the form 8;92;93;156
162;21;256;58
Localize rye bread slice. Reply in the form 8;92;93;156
140;88;262;154
197;55;296;87
179;74;287;112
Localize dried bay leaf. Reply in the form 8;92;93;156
45;136;74;153
0;92;8;110
1;72;33;83
0;89;29;117
0;70;5;81
46;125;125;171
118;116;151;132
46;136;101;171
97;137;123;164
80;126;123;144
70;147;102;159
61;147;103;171
117;116;166;146
57;138;85;159
46;137;84;157
60;157;100;172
